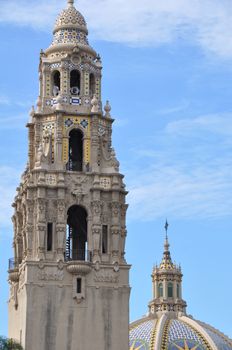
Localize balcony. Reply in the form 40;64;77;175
65;249;91;262
65;249;92;275
8;258;21;282
66;159;83;172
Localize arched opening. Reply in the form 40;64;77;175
158;283;163;298
177;283;180;298
168;282;173;298
66;205;88;261
89;73;95;96
68;129;83;171
52;70;60;96
70;70;81;95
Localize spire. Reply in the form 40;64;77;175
164;219;169;252
67;0;74;7
160;220;174;270
148;222;187;317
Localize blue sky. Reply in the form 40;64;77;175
0;0;232;340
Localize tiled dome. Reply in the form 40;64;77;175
46;0;93;52
129;316;232;350
130;229;232;350
53;2;88;34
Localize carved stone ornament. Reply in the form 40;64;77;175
37;269;64;281
91;200;103;215
113;262;120;272
46;174;57;186
71;187;85;204
98;126;105;137
94;261;100;271
37;224;46;232
58;260;64;270
110;202;120;216
100;177;111;189
94;271;119;283
121;204;128;218
57;200;65;213
38;261;45;270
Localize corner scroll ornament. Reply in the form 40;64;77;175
110;202;121;216
121;204;128;219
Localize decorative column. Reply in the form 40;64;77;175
57;199;66;260
36;198;46;259
55;112;64;169
91;199;102;262
91;114;100;172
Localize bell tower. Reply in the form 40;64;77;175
8;1;130;349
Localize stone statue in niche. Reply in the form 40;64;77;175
43;130;52;160
35;130;52;169
99;130;120;172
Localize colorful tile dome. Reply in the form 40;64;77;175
129;316;232;350
46;0;95;55
53;0;88;34
130;223;232;350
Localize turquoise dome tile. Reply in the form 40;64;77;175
168;319;204;345
202;325;232;350
130;319;155;345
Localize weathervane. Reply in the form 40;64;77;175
164;219;169;239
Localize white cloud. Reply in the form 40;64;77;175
0;95;10;106
0;1;60;30
128;164;232;221
166;114;232;136
157;100;190;116
126;113;232;221
0;0;232;58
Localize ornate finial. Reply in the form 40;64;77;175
30;105;35;117
67;0;74;7
104;100;111;118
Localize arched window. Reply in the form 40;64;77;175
52;70;60;96
89;73;95;96
177;283;180;298
68;129;83;171
70;70;81;95
168;282;173;298
158;283;163;297
66;205;88;261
